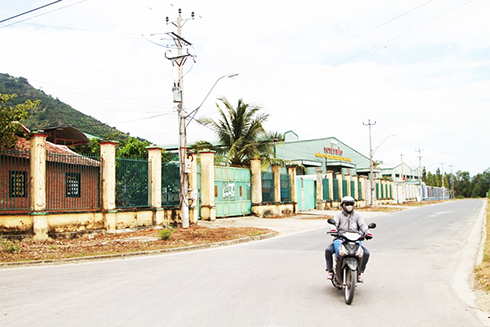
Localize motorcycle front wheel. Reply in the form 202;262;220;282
344;268;357;305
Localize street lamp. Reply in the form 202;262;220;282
177;73;238;228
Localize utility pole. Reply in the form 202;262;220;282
363;119;376;206
416;148;423;201
449;164;454;199
166;9;195;228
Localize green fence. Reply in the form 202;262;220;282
0;150;30;212
261;172;274;203
162;162;180;207
322;178;330;201
280;174;291;202
116;158;149;208
46;152;101;211
333;179;339;201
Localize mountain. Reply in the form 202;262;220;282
0;73;129;139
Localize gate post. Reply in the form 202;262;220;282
287;165;297;213
315;167;323;209
189;152;198;224
200;151;215;221
272;164;281;204
100;141;118;232
352;175;359;201
250;159;262;205
147;146;163;226
30;133;48;241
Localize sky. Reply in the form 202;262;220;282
1;0;489;176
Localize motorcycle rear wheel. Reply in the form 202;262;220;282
344;268;356;305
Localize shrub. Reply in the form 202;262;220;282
158;229;173;240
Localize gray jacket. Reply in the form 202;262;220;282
333;210;369;234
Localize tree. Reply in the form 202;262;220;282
195;97;282;167
73;135;172;162
0;93;39;148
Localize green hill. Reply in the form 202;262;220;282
0;73;129;139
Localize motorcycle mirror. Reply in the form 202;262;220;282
327;218;336;225
368;222;377;229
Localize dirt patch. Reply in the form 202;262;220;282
0;225;272;263
299;215;334;220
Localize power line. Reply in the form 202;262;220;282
0;0;63;24
0;0;87;29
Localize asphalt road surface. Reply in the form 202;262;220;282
0;199;486;326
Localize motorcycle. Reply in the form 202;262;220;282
327;218;376;305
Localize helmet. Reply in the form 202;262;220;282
341;196;355;206
341;196;355;213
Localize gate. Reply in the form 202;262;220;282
296;177;315;211
214;166;251;217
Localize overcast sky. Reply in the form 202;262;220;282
1;0;489;176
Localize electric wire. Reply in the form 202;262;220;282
0;0;87;29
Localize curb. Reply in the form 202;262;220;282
0;232;278;268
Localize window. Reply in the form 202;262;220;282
66;172;81;197
10;171;27;198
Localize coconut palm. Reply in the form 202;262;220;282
194;97;282;167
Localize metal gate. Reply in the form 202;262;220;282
296;177;316;211
214;166;251;217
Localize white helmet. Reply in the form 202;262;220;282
341;196;355;213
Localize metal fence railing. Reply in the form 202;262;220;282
162;162;180;207
280;174;291;202
116;158;149;208
323;178;330;201
0;150;30;212
46;152;101;211
261;172;274;203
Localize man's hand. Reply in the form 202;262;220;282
365;233;373;240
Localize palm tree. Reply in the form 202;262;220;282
194;97;282;167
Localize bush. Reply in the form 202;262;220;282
1;240;22;253
158;229;173;240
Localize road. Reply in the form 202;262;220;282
0;199;487;326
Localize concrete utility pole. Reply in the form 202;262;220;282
166;9;195;228
416;148;423;201
363;119;376;206
449;164;454;198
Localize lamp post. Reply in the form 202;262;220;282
177;73;238;228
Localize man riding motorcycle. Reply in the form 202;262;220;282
325;196;372;282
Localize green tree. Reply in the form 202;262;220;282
0;93;39;148
72;135;172;162
195;97;283;167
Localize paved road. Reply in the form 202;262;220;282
0;199;487;326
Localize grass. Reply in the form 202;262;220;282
474;198;490;291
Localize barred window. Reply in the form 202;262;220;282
10;171;27;198
66;172;81;198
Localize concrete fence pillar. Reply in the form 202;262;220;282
100;141;118;232
189;152;198;224
250;159;262;205
272;164;281;203
147;146;162;209
352;175;359;201
315;167;323;209
287;165;297;213
200;151;215;221
30;133;48;241
147;146;164;226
